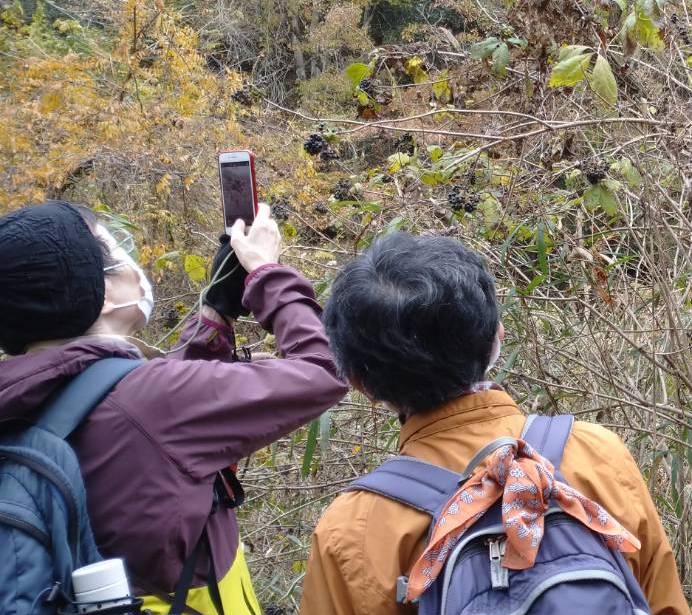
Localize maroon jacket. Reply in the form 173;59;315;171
0;265;348;592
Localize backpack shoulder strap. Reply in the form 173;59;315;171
520;414;574;471
346;435;520;516
35;357;144;439
345;456;461;516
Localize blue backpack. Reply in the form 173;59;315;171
348;414;651;615
0;358;143;615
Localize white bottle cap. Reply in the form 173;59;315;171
72;559;131;612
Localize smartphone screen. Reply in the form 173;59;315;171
220;160;255;227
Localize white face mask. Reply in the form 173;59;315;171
98;227;155;324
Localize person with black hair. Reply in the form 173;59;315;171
300;232;686;615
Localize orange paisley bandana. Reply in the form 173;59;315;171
406;439;640;602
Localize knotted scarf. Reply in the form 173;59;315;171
406;439;640;602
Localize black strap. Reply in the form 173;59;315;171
205;530;225;615
168;528;225;615
214;467;245;510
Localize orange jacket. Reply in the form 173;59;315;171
301;390;689;615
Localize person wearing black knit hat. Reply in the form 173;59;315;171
0;200;348;614
0;201;107;354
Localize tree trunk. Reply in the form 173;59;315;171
291;15;307;82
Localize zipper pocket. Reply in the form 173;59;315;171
0;510;51;549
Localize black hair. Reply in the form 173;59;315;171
323;232;499;414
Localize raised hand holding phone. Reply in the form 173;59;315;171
230;203;281;273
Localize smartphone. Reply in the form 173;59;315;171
218;150;258;234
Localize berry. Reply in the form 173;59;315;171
359;78;377;97
231;88;253;106
304;133;326;156
270;196;292;221
447;186;478;213
394;132;415;154
332;179;352;201
315;202;329;214
582;160;609;184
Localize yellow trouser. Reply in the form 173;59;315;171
141;544;261;615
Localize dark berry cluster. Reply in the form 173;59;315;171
304;133;326;155
394;132;415;154
303;133;338;160
447;186;479;213
670;13;691;44
270;197;292;221
314;202;329;214
332;179;352;201
359;78;377;97
231;88;253;106
582;160;609;184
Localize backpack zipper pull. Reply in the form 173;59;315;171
488;537;509;589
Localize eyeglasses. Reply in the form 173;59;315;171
109;227;137;258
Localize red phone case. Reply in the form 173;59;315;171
218;149;259;224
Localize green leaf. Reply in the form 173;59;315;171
478;194;502;232
627;8;664;50
319;411;331;457
583;183;619;216
470;37;502;60
355;89;370;105
494;347;519;384
419;170;445;185
388;152;411;173
183;254;207;283
549;53;593;87
155;250;181;270
282;221;298;237
507;37;528;48
557;45;591;61
345;63;371;89
383;216;408;234
427;145;444;162
522;273;547;294
612;157;643;187
301;420;319;478
492;43;510;77
536;222;548;275
590;55;618;106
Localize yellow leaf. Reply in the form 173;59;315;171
183;254;207;283
38;91;63;115
155;173;171;195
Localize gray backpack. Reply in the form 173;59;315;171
0;358;142;614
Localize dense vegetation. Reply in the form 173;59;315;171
1;0;690;610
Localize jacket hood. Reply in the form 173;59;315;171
0;337;140;423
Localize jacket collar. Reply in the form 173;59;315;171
399;389;522;449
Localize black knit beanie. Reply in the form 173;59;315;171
0;201;105;354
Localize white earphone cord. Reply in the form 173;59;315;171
155;248;240;354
